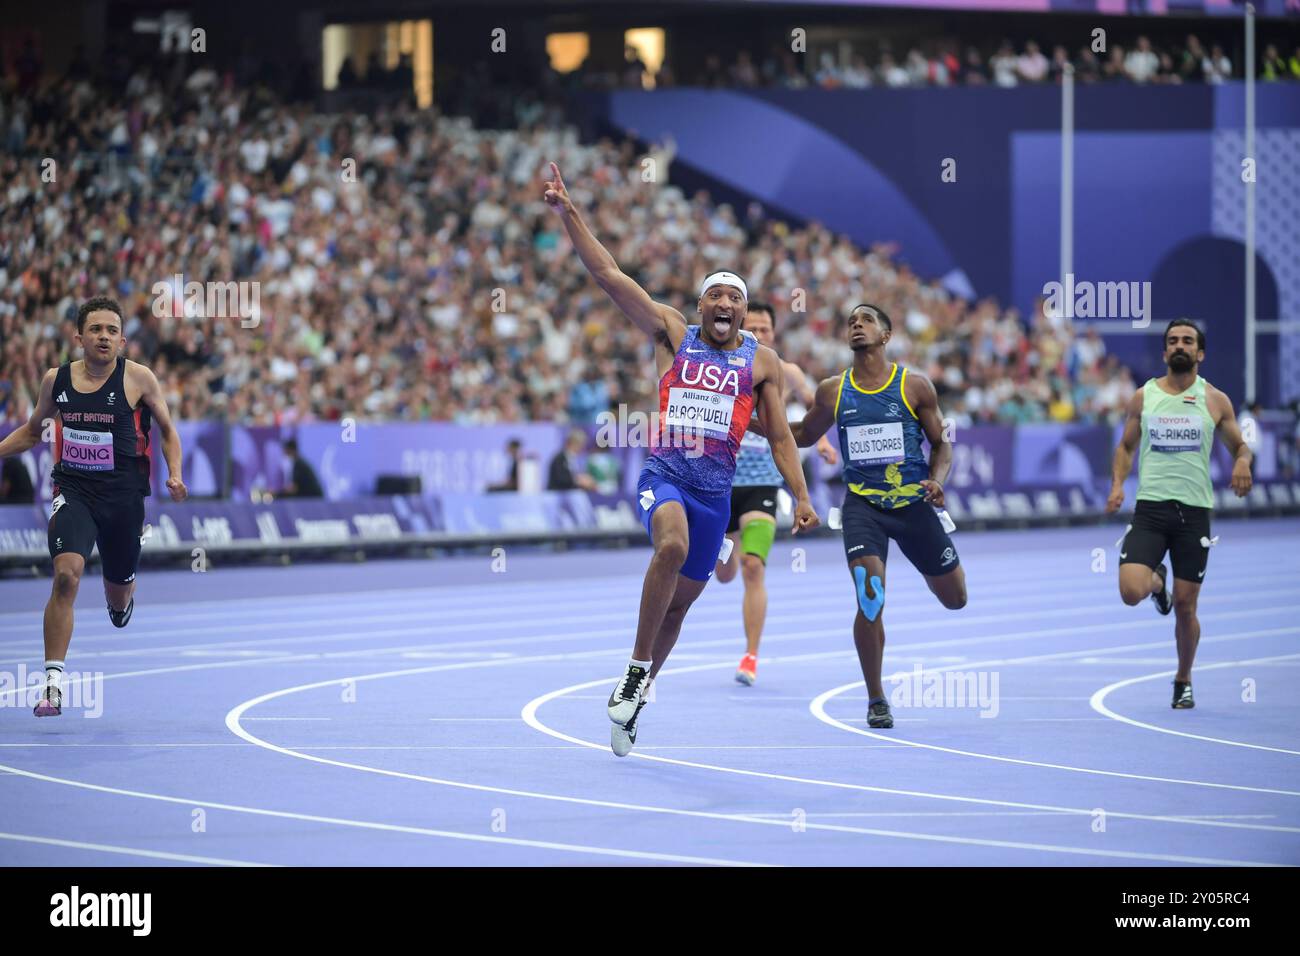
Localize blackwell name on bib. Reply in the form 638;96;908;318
665;386;735;437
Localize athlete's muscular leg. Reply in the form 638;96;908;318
648;575;709;678
737;513;773;657
849;555;887;701
104;578;136;614
714;531;741;584
1172;579;1202;683
45;553;84;662
924;565;967;610
1119;563;1164;605
633;502;691;662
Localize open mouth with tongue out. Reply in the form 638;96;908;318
712;310;735;336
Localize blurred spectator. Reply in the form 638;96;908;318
1104;44;1127;81
1181;35;1207;82
1049;46;1072;84
842;55;873;89
487;438;523;493
879;52;909;88
547;428;598;492
990;42;1019;87
1261;45;1287;81
280;438;323;498
1125;37;1159;83
906;49;930;87
1155;51;1183;84
1204;44;1232;84
960;48;988;85
1075;47;1102;83
1017;41;1049;83
1;456;35;503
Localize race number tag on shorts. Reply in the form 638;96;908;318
845;422;905;466
61;426;115;471
664;386;735;438
1147;415;1202;453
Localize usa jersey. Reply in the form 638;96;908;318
644;326;758;498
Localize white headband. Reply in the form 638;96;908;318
699;271;748;301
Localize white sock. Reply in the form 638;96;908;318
630;658;652;671
45;660;64;690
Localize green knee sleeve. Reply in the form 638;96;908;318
740;518;777;563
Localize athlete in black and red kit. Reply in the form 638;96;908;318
0;297;187;716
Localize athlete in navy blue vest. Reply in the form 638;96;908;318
788;304;968;729
545;162;819;756
0;297;188;716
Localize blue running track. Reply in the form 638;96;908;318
1;521;1297;866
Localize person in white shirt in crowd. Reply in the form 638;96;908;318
1203;45;1233;83
1125;36;1160;83
1017;41;1049;83
990;42;1020;87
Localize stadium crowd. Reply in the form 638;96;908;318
1;60;1138;429
572;35;1300;91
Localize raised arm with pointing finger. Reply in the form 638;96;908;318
543;162;688;361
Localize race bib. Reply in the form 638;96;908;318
61;426;115;471
664;386;735;438
1147;415;1203;453
846;422;905;466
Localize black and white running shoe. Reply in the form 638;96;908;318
867;699;894;729
1172;680;1194;709
608;664;650;726
1150;564;1172;616
611;695;649;757
108;597;134;628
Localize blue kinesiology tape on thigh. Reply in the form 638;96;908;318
853;566;885;622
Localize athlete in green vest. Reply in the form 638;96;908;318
1107;319;1253;709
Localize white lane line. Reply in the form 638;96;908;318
810;626;1300;797
219;651;1283;866
244;717;332;722
519;669;1290;863
3;574;1293;661
0;831;275;867
1089;653;1300;756
522;654;1300;836
4;563;1289;632
0;762;768;868
14;585;1287;679
428;718;519;722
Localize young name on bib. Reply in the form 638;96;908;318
665;386;735;437
1147;414;1203;453
846;422;905;465
62;426;115;471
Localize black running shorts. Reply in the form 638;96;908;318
727;485;779;534
1120;499;1212;584
841;493;959;577
48;488;146;584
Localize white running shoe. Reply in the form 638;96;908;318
607;663;651;727
611;695;649;757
